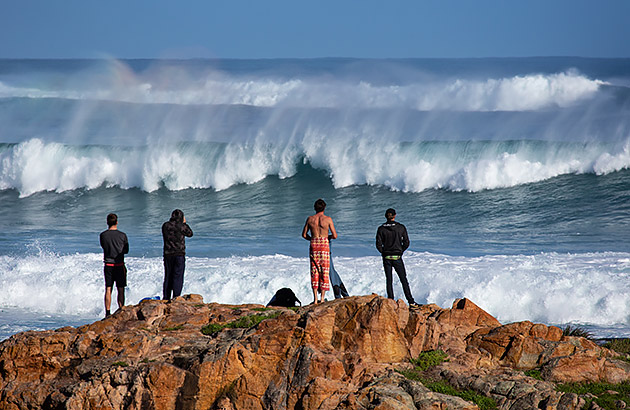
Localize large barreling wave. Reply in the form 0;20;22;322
1;58;629;196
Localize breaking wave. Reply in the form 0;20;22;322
2;138;630;196
0;61;607;112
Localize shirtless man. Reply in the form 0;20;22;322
302;199;338;304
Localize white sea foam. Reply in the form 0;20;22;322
2;137;629;196
1;250;629;338
0;67;604;111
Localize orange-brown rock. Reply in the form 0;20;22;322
0;294;628;410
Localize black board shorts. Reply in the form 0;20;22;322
104;264;127;288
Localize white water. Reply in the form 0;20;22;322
2;137;630;196
0;68;605;112
1;250;629;339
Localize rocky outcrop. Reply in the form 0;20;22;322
1;294;629;410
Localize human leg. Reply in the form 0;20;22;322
104;265;114;316
113;265;127;309
171;255;186;298
310;237;330;303
163;256;174;300
310;245;321;304
104;286;112;315
117;287;125;309
319;259;329;302
382;258;395;299
392;258;416;305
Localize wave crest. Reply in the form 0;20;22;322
0;61;605;112
2;138;630;196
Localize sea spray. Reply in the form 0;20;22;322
0;63;606;111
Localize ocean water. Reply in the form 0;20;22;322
1;57;630;340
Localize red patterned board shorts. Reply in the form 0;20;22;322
309;237;330;291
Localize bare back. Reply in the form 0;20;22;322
302;212;338;240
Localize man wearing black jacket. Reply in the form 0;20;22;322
375;208;418;307
162;209;193;300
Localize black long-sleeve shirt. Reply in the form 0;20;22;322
99;229;129;264
376;220;409;257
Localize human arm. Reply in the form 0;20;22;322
375;228;384;254
182;223;193;238
302;219;311;241
328;217;337;240
401;226;410;253
123;233;129;255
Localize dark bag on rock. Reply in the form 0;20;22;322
267;287;301;307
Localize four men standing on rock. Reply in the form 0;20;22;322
101;203;419;316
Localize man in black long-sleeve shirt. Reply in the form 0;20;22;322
162;209;193;300
99;213;129;317
376;208;417;307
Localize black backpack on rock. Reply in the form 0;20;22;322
267;288;301;307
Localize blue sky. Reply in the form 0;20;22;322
2;0;630;59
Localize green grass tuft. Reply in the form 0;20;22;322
524;368;543;380
422;379;497;410
557;381;630;410
112;361;129;367
201;323;226;335
163;324;184;331
603;339;630;355
397;350;497;410
409;349;449;371
201;311;281;336
562;325;593;339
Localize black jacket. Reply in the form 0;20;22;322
162;216;193;257
376;220;409;257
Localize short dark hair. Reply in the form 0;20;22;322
107;213;118;227
385;208;396;219
314;199;326;213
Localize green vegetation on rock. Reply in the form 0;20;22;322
410;349;449;371
201;311;281;336
423;380;498;410
398;350;497;410
524;368;543;380
603;339;630;355
163;325;184;331
562;325;593;339
557;381;630;410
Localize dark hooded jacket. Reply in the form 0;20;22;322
375;220;409;257
162;210;193;257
